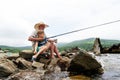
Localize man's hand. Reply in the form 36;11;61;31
48;39;57;43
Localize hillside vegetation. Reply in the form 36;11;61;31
0;38;120;52
58;38;120;51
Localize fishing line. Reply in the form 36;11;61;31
48;19;120;38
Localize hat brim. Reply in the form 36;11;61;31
34;23;49;30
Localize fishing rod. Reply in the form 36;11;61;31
47;19;120;38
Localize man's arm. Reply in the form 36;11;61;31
28;36;44;41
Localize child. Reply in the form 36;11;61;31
32;30;61;61
34;30;47;54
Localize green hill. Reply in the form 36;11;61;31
0;38;120;52
0;45;32;53
58;38;120;51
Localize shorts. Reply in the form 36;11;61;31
36;46;41;52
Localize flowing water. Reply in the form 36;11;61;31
93;53;120;80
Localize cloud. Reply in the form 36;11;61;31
0;0;120;46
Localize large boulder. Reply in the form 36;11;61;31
19;50;33;60
68;49;104;75
0;58;18;77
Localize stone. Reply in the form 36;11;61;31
68;49;103;75
7;71;43;80
93;38;103;55
7;55;19;60
57;57;71;71
32;61;44;69
19;50;33;60
16;57;32;69
0;58;18;77
44;58;61;73
65;53;76;59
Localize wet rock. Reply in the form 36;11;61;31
0;58;18;77
19;50;33;60
16;57;32;69
68;49;103;75
7;71;43;80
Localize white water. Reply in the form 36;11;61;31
95;54;120;80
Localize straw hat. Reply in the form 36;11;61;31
34;21;49;30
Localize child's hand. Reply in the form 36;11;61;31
34;51;37;54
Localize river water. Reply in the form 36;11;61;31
93;53;120;80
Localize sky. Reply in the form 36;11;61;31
0;0;120;46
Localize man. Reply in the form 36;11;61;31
28;21;61;61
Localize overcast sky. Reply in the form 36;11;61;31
0;0;120;46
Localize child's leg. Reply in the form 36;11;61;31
33;42;51;58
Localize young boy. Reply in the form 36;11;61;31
34;30;47;54
33;30;61;61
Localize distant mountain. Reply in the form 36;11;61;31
0;38;120;52
58;38;120;51
0;45;31;50
0;45;32;53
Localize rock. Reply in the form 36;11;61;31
88;51;96;58
44;58;61;73
39;58;51;65
0;58;18;77
7;71;43;80
32;61;44;69
93;38;103;55
66;53;77;59
7;55;19;60
57;57;71;71
68;49;103;75
16;57;32;69
60;51;67;56
19;50;33;60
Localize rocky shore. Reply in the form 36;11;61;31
0;47;104;80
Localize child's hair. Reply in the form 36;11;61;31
37;30;44;34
